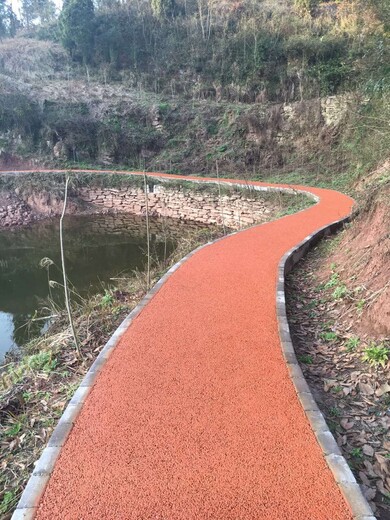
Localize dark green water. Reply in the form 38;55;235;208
0;213;193;361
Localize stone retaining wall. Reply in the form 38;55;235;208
78;184;272;229
0;192;35;227
0;182;277;229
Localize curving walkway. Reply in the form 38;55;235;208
10;171;357;519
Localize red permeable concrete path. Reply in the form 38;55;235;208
23;171;354;519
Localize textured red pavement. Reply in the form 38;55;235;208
27;172;354;519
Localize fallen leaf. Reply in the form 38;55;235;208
362;485;376;501
364;460;377;478
376;479;388;496
340;418;355;430
363;444;374;457
359;382;375;395
359;471;371;486
375;383;390;397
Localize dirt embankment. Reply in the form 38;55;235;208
326;181;390;337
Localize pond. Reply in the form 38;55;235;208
0;213;196;362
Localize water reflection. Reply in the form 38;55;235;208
0;213;198;360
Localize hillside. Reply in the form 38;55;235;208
0;0;388;188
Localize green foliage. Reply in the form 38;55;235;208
298;354;313;364
324;273;340;289
345;337;360;352
320;331;338;342
4;422;22;438
329;406;341;417
356;299;366;313
59;0;95;63
350;447;363;460
332;284;348;300
362;343;389;367
27;350;57;372
100;290;114;307
0;491;16;514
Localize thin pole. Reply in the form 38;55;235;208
60;175;80;355
143;172;151;290
216;160;226;235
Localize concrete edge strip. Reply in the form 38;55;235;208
11;173;367;519
276;217;376;520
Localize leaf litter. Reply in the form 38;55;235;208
286;234;390;519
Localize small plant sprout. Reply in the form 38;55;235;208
325;272;340;289
362;343;389;368
0;491;16;515
298;354;313;364
100;290;114;307
332;284;348;300
350;447;363;460
345;337;360;352
356;299;366;313
329;406;341;417
320;331;338;342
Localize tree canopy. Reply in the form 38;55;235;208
59;0;95;63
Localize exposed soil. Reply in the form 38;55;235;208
319;181;389;337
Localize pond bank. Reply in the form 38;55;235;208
0;171;311;229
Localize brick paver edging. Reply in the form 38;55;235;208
10;173;375;520
276;219;376;520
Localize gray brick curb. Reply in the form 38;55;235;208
10;171;371;519
276;217;376;519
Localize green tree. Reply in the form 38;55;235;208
59;0;95;64
0;0;7;38
21;0;56;28
0;0;17;38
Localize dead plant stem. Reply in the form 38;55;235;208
60;175;80;355
143;172;151;290
215;161;226;235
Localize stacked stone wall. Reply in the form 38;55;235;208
78;184;272;229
